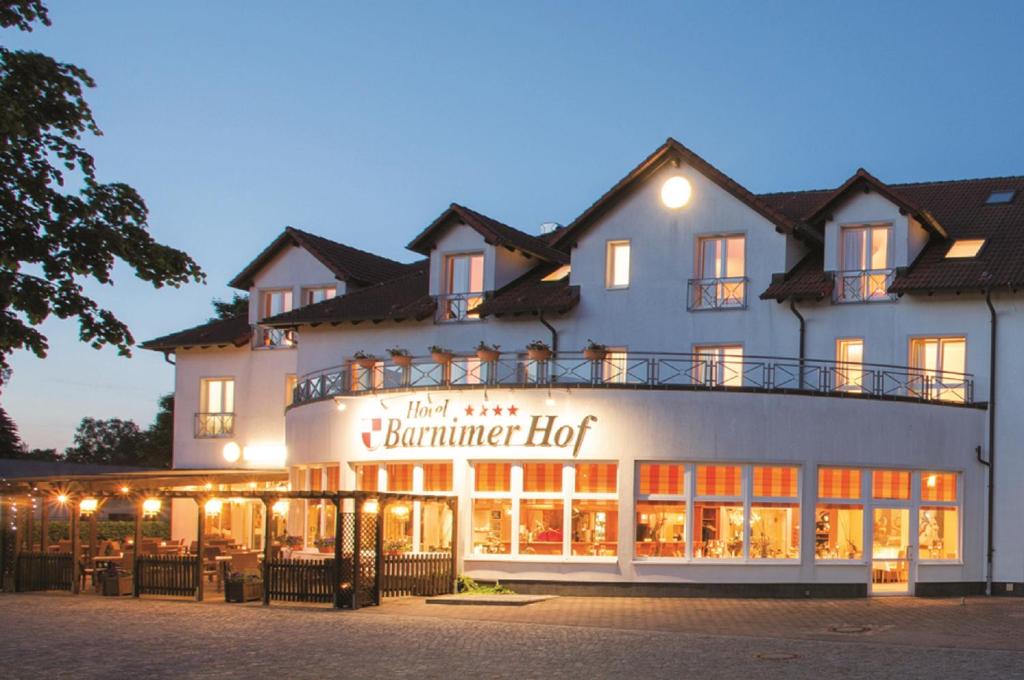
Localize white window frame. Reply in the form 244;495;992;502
634;463;689;562
301;286;337;307
835;338;865;392
605;240;631;290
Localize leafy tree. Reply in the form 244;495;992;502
62;417;146;466
0;403;24;456
0;1;204;382
210;293;248;321
137;392;173;467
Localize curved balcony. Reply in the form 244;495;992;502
290;351;978;409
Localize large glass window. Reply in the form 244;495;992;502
909;337;967;402
835;339;864;392
750;466;799;560
635;463;687;559
520;500;564;555
441;252;484;321
422;462;453;492
872;469;911;500
605;240;631;288
523;463;563;493
816;468;865;562
694;464;743;559
920;471;959;561
386;463;413;492
471;498;512;554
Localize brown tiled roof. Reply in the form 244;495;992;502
228;226;410;290
760;251;833;302
140;314;251;351
407;204;569;264
760;174;1024;298
554;138;820;249
472;264;580;317
262;260;435;326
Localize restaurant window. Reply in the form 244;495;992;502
197;377;234;437
694;464;743;559
301;286;336;306
693;345;744;387
386;463;413;492
836;224;893;302
354;464;379;492
440;252;485;321
520;499;564;555
474;462;511;493
920;471;959;561
420;500;453;552
635;464;686;559
284;374;297;406
872;469;911;500
422;462;453;492
572;463;618;556
472;462;514;555
909;337;967;402
523;463;563;493
835;339;864;392
691;235;746;309
384;501;413;553
750;466;799;560
605;240;631;289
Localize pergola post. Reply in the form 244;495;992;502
88;507;98;559
133;499;144;598
24;493;34;553
195;498;205;602
449;496;459;594
70;501;81;594
261;497;272;606
374;499;384;606
352;497;362;610
40;497;50;553
332;496;342;609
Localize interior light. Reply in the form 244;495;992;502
79;498;99;515
362;499;379;514
205;498;223;515
222;442;241;463
661;176;692;209
390;504;410;518
120;485;130;494
142;498;162;516
926;474;938;488
272;500;289;517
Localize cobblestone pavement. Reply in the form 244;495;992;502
0;593;1022;679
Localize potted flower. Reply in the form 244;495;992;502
429;345;454;364
526;340;552;361
387;346;413;368
383;538;412;555
583;339;608;361
353;350;377;369
224;571;263;603
475;341;501;363
283;535;303;555
314;536;336;554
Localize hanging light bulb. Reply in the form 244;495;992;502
142;498;162;516
79;498;99;516
205;498;223;515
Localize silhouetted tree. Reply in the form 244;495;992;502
210;294;248;321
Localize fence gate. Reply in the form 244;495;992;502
136;555;197;597
381;552;453;597
14;552;73;592
265;558;334;603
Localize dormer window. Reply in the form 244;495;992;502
835;224;895;303
439;252;484;321
256;289;295;347
689;235;746;310
945;239;985;259
302;286;336;306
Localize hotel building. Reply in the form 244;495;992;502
141;138;1024;597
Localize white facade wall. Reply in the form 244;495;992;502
248;246;343;324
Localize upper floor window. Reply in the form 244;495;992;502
835;225;894;303
909;337;967;402
605;240;631;289
257;289;295;347
196;377;234;437
693;345;744;387
439;252;484;321
835;338;864;392
302;286;336;306
690;235;746;310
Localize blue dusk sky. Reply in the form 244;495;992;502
4;1;1023;450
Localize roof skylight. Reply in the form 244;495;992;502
541;265;571;282
986;190;1015;205
945;239;986;259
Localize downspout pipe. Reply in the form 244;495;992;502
984;288;997;596
789;300;806;389
538;312;558;353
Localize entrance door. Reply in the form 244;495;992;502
870;507;913;595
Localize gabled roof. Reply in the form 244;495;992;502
140;314;251;351
261;260;435;326
800;168;947;237
472;264;580;318
407;203;569;263
553;138;819;249
228;226;410;290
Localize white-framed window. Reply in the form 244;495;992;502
909;336;967;402
691;235;746;309
836;224;893;302
196;377;234;437
440;252;485;321
605;240;631;289
919;471;960;562
601;348;629;384
301;286;336;306
835;338;864;392
693;464;745;559
635;463;687;559
816;467;865;561
257;289;295;347
693;344;744;387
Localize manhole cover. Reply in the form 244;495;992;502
828;624;872;634
756;652;800;661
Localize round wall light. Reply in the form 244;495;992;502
661;176;692;209
222;441;241;463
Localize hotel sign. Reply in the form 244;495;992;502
360;398;597;457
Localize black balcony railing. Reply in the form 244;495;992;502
687;277;747;310
254;326;296;349
291;352;976;408
435;292;485;322
194;412;235;438
833;269;897;303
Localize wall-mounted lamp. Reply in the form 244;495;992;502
661;176;692;209
222;441;241;463
333;397;347;412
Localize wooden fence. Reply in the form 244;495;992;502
265;558;336;603
15;552;73;592
381;552;453;597
136;555;197;597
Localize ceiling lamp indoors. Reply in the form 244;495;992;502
661;175;692;209
272;500;289;518
205;498;223;516
362;499;379;514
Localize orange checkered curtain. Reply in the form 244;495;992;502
475;463;511;492
423;462;453;492
325;465;340;492
753;466;798;497
387;463;413;492
524;463;563;492
638;464;684;495
575;463;617;493
921;472;957;502
872;470;911;499
696;465;741;497
355;464;378;492
818;468;861;499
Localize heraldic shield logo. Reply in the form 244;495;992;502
361;417;383;451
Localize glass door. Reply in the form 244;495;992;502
870;507;913;595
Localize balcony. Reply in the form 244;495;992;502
291;352;977;408
687;277;747;310
435;292;485;322
253;325;296;349
194;412;234;438
833;269;897;303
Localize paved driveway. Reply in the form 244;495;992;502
0;593;1022;679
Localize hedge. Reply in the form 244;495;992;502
28;520;170;544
